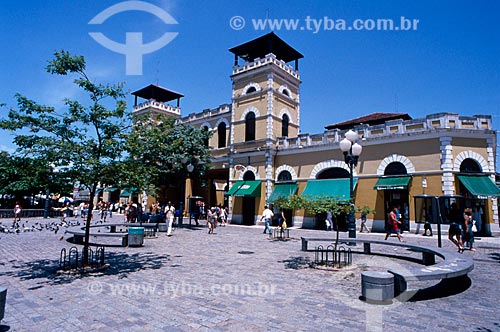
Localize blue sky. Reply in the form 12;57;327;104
1;0;499;169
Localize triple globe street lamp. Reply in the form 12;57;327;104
339;129;363;239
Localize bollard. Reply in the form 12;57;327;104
0;287;7;322
361;271;394;304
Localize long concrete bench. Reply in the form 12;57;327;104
302;237;441;265
300;237;474;302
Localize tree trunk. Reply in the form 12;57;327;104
83;190;96;267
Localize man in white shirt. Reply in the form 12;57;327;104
260;205;274;235
165;202;175;236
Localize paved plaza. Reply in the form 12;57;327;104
0;216;499;332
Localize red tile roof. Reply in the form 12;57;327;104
325;112;412;130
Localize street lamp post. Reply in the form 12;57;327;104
339;130;363;240
43;188;50;219
179;157;194;228
43;164;56;219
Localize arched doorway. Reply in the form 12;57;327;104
242;171;256;225
457;158;487;236
314;167;350;230
274;170;295;226
381;161;410;232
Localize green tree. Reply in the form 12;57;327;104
0;152;72;200
125;114;213;200
273;194;350;247
355;205;375;216
0;50;133;266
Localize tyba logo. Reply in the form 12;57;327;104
88;1;178;75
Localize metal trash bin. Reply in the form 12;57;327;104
128;227;145;247
0;287;7;323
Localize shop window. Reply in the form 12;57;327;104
277;170;292;182
459;158;481;173
384;162;407;176
317;167;350;179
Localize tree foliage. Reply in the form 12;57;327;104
355;205;376;216
0;50;133;265
0;50;130;190
273;194;350;216
125;114;213;190
0;152;71;196
273;194;352;247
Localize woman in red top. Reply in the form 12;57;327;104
384;206;403;242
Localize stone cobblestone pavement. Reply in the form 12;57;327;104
0;216;499;332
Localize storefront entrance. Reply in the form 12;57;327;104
384;190;410;232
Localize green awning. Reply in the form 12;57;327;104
120;189;131;197
301;178;358;201
268;183;298;202
225;181;261;197
374;176;411;190
104;187;119;192
457;175;500;199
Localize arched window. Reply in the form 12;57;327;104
459;158;481;173
384;162;407;176
245;112;256;142
277;170;292;182
243;171;255;181
246;86;257;94
317;168;350;179
202;126;209;147
281;114;289;137
217;122;226;148
282;89;290;97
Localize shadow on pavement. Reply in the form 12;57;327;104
488;252;500;262
408;275;472;302
1;252;170;286
106;252;170;279
280;256;312;269
177;224;205;231
0;325;10;332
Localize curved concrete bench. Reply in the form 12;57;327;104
300;237;474;302
66;224;130;247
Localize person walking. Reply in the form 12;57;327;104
219;206;228;227
448;203;464;252
463;208;475;251
260;205;274;235
165;202;175;236
207;207;217;234
384;206;403;242
325;211;333;231
360;212;370;233
278;208;287;230
395;204;403;234
13;201;22;222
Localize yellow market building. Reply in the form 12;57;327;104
132;33;499;235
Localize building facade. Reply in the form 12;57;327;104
133;33;499;235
